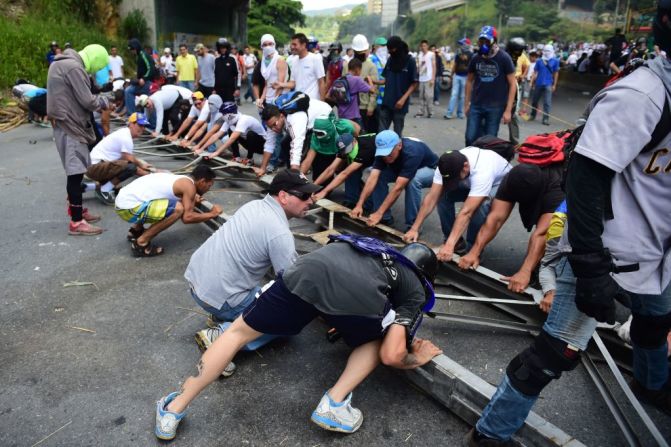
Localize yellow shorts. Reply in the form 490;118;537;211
115;199;177;224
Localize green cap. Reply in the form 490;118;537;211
373;37;387;46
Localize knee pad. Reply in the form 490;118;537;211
118;163;138;181
630;311;671;349
506;330;581;396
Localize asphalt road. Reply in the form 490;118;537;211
1;87;669;446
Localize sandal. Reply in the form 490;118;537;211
127;226;145;241
130;240;164;257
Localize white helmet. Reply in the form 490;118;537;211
351;34;369;52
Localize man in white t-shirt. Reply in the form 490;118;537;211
404;146;511;260
108;46;124;79
243;46;258;102
195;101;267;166
115;165;222;257
86;112;153;204
160;48;177;83
416;40;436;118
257;94;332;174
273;33;325;100
168;91;210;144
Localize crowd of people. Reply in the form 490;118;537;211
33;1;671;444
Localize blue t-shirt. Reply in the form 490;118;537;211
95;64;111;87
467;50;515;108
534;58;559;87
372;137;438;179
381;55;418;114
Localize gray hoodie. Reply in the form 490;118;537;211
46;49;102;144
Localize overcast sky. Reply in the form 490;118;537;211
299;0;366;11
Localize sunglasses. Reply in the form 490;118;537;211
285;190;313;201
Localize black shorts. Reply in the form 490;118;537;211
242;276;390;348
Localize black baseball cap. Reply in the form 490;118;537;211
267;169;321;195
438;150;468;191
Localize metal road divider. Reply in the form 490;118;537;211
125;130;668;447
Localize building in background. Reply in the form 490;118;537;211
410;0;466;13
368;0;383;14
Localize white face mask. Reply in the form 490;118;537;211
226;113;239;126
262;45;275;58
376;47;388;65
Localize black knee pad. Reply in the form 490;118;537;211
507;330;581;396
630;311;671;349
118;163;138;182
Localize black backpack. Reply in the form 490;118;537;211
472;135;516;162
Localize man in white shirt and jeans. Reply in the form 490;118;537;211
273;33;325;100
416;39;436;118
108;46;124;79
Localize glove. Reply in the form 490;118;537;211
568;250;630;324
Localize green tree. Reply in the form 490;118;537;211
247;0;305;47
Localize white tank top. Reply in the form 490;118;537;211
115;173;192;209
261;54;280;101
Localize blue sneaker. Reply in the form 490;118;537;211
155;392;186;440
310;391;363;433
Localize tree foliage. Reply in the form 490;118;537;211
120;9;148;42
247;0;305;47
336;5;385;43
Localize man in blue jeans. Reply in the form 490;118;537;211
445;38;472;119
529;44;559;126
125;38;155;116
464;26;516;146
403;146;511;260
350;130;437;229
184;170;320;376
466;6;671;443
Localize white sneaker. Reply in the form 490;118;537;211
194;327;236;377
155;392;186;440
310;391;363;433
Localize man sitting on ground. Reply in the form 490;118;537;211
155;238;442;441
186;170;320;376
86;112;153;205
114;165;222;257
457;164;565;293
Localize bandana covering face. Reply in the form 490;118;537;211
542;44;555;61
263;45;275;58
375;46;388;65
225;113;240;126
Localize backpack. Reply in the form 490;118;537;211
327;59;343;89
327;233;435;312
331;76;352;105
274;91;310;114
516;129;579;167
472;135;516;162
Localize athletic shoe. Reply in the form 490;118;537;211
206;314;228;329
155;392;186;440
463;428;516;447
265;164;276;174
82;209;101;223
444;115;453;120
68;220;103;236
630;378;671;416
95;189;116;206
427;113;433;118
310;391;363;433
414;113;424;118
454;237;468;256
194;327;236;377
433;101;440;106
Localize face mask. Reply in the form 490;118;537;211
329;52;340;62
478;43;490;56
262;45;275;58
226;113;239;126
376;47;388;64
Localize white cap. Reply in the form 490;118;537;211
260;34;275;46
164;47;171;53
351;34;369;52
135;94;149;107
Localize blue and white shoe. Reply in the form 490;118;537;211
310;391;363;433
155;392;186;440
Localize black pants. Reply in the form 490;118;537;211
360;109;378;134
231;130;265;159
198;85;214;98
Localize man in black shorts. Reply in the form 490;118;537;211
154;239;443;441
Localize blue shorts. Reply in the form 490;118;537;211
242;276;390;348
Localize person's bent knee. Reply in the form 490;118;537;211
506;330;580;397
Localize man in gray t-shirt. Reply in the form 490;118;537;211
195;44;216;97
185;170;319;367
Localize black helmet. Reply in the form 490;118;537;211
329;41;343;52
401;243;438;283
507;37;527;53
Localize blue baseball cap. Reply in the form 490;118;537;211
479;25;497;43
336;133;355;155
128;112;150;126
375;130;401;157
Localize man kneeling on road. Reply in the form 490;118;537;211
404;147;511;259
86;112;153;205
350;130;438;229
155;237;442;440
457;163;564;293
185;170;320;377
114;165;221;257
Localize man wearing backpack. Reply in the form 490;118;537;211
403;144;511;258
327;58;375;126
457;164;564;293
154;237;442;441
465;4;671;444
